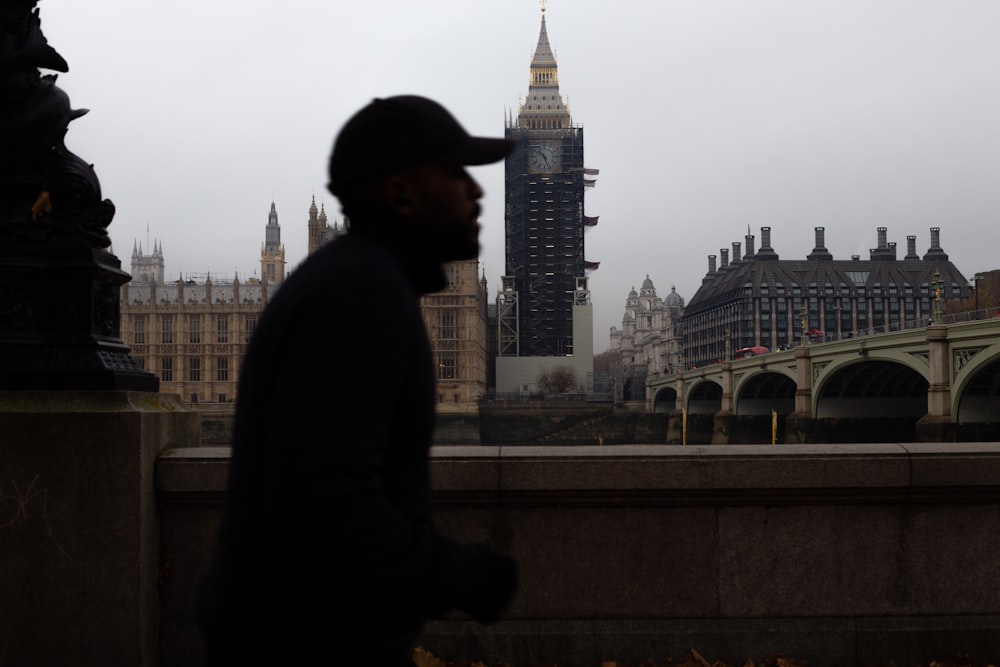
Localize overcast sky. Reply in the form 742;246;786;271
42;1;1000;351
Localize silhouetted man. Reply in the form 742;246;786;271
198;96;517;666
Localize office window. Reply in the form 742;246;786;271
438;352;457;380
189;357;201;382
444;264;458;290
439;309;458;340
245;316;256;343
217;356;229;382
133;315;146;344
161;357;173;382
161;315;174;344
189;316;201;344
217;316;229;344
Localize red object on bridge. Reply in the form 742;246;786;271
734;346;769;359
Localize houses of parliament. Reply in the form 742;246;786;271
119;198;490;410
121;6;585;408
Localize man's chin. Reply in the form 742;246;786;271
441;235;480;262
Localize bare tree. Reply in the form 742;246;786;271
593;349;621;373
537;365;578;394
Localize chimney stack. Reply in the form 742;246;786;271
708;254;717;273
732;241;742;263
906;235;919;260
745;232;755;258
808;226;833;261
871;226;894;260
923;226;949;261
720;248;729;269
756;226;779;260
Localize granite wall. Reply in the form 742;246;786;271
157;443;1000;667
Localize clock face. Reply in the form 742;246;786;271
529;141;560;173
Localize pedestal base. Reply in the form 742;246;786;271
0;230;158;391
0;391;199;666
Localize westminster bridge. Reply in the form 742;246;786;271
646;317;1000;443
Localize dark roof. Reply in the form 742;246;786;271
686;257;969;316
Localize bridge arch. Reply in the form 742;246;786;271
734;371;796;416
952;344;1000;423
814;359;929;418
652;386;677;414
686;379;722;415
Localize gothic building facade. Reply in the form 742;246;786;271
120;201;291;404
121;197;490;410
496;5;597;394
307;195;342;254
419;261;490;410
683;226;972;368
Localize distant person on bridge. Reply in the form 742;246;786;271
197;96;518;666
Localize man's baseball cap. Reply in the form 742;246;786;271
327;95;514;197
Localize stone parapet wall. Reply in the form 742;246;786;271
157;443;1000;667
0;391;200;667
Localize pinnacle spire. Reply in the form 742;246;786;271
517;2;569;128
531;3;556;68
264;200;281;253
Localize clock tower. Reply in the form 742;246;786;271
501;3;597;360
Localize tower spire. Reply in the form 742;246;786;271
518;2;569;129
261;200;285;285
264;200;281;253
531;2;556;69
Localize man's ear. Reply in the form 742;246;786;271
383;175;418;216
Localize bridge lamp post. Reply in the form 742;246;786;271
974;273;984;318
932;269;943;325
799;304;808;346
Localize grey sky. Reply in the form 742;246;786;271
43;1;1000;351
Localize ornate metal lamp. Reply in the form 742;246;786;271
0;2;158;390
931;269;943;325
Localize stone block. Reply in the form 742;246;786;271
0;391;198;666
856;615;1000;665
718;505;907;617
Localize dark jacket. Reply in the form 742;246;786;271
198;230;516;666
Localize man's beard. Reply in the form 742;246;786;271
436;204;482;262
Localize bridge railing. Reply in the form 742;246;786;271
686;308;1000;367
797;309;1000;344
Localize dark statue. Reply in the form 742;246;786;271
0;0;158;390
